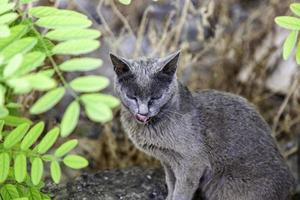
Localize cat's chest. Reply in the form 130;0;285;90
121;111;193;151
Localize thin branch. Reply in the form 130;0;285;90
272;73;300;134
151;10;176;57
30;25;80;101
96;0;116;39
109;0;135;38
174;0;190;45
133;7;151;58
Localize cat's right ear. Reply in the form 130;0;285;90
109;53;130;76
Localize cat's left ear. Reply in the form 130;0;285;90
109;53;131;77
158;50;180;76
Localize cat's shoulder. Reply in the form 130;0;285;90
192;89;254;110
193;89;247;102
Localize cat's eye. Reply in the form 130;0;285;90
149;95;162;105
151;95;162;100
126;94;137;101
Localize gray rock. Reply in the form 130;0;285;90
43;167;299;199
43;168;167;200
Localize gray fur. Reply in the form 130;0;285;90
110;52;294;200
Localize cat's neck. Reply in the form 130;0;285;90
166;82;194;111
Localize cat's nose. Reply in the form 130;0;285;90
138;104;149;116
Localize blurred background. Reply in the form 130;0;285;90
32;0;299;194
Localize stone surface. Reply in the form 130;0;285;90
43;168;167;200
44;167;300;200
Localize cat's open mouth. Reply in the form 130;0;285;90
135;114;150;124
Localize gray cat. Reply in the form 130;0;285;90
109;51;294;200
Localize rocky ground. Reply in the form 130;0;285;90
44;167;299;200
43;168;168;200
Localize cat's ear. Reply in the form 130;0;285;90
159;50;180;76
109;53;131;76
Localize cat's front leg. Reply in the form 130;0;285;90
161;162;176;200
172;166;202;200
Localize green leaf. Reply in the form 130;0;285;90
0;106;8;118
46;29;100;41
55;139;78;157
30;87;65;114
60;101;80;137
59;58;103;72
6;102;22;108
3;53;23;77
0;12;18;24
290;3;300;17
21;0;38;4
1;115;32;126
15;184;27;198
0;120;3;140
81;93;120;108
41;154;54;162
0;184;19;199
275;16;300;30
52;39;100;55
283;31;298;60
32;38;54;56
54;10;87;19
70;75;109;92
296;40;300;65
6;77;31;94
0;84;6;106
0;153;10;183
0;25;10;38
119;0;132;5
31;157;43;185
40;193;50;200
0;3;15;15
83;100;113;123
17;51;46;75
28;187;41;200
38;69;55;77
24;74;57;91
0;25;29;51
29;6;87;19
0;0;8;4
1;37;37;61
14;153;27;183
4;123;30;149
29;6;58;18
63;155;88;169
36;127;59;154
21;121;45;150
50;160;61;184
36;16;92;29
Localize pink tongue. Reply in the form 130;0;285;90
135;114;148;122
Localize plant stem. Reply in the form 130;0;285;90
30;25;80;101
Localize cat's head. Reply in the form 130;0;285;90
110;51;180;124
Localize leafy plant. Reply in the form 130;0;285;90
0;2;120;138
118;0;132;5
0;0;120;199
0;121;86;199
275;3;300;64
